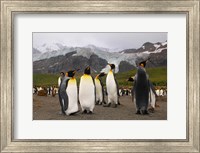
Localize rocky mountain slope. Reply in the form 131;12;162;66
33;41;167;74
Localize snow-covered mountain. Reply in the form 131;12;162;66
33;41;167;73
120;41;167;54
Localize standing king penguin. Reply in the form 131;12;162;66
79;66;95;114
58;72;70;115
132;61;150;115
133;60;150;114
105;64;119;107
94;72;106;105
128;75;157;113
65;70;79;115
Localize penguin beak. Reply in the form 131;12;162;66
127;77;134;82
86;66;90;70
73;70;76;74
96;74;100;78
99;72;105;77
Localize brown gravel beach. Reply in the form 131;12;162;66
33;94;167;120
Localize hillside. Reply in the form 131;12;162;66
33;41;167;74
33;67;167;87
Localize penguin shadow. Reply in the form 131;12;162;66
102;103;121;108
57;110;81;117
80;110;91;114
101;97;122;108
68;110;81;116
134;108;155;117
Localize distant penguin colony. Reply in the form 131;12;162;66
57;60;158;116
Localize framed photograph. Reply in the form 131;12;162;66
1;0;199;152
32;32;168;120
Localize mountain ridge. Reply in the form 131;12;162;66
33;41;167;74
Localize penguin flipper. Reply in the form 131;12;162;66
114;76;120;97
92;76;96;103
100;79;105;103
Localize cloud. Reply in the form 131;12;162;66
33;32;167;52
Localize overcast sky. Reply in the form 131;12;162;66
33;32;167;52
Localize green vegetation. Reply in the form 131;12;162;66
33;67;167;88
33;73;59;87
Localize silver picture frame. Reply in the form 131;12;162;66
1;0;199;152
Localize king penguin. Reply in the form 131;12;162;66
65;70;79;115
58;72;70;115
94;72;106;105
79;66;95;114
128;75;157;113
105;64;119;107
132;60;150;115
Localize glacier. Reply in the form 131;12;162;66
33;41;167;73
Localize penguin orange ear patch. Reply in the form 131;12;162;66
66;72;68;76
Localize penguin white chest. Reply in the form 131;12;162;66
79;75;95;111
66;79;77;98
106;71;117;94
95;79;103;101
66;78;78;115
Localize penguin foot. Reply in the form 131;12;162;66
148;107;155;113
82;110;87;114
155;103;160;107
136;110;141;114
103;103;111;107
58;111;64;115
59;110;66;115
141;110;149;115
88;111;93;114
103;101;107;105
68;110;80;116
112;104;117;108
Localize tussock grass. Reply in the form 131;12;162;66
33;67;167;88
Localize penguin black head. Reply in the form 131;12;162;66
108;63;115;70
96;72;105;78
66;70;76;77
99;72;105;77
60;71;65;77
84;66;91;75
127;77;134;82
139;60;147;68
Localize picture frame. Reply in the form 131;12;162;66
0;0;199;152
